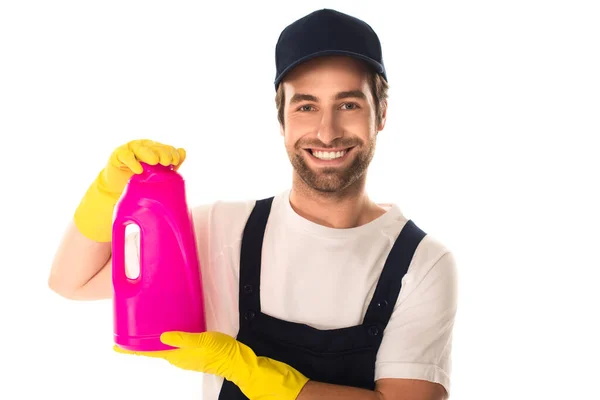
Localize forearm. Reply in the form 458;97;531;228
297;381;383;400
297;379;447;400
48;221;112;299
69;259;113;300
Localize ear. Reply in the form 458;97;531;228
279;122;285;137
377;100;388;132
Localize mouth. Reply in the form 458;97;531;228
304;146;355;161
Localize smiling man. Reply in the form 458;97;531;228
283;60;380;197
50;8;458;400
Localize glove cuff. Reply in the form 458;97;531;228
241;357;310;400
73;170;122;242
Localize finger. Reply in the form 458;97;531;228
116;149;143;174
160;331;211;348
152;145;173;166
140;139;155;147
113;344;178;358
178;148;186;164
161;331;235;351
131;142;160;165
174;148;186;170
170;147;181;166
160;331;188;348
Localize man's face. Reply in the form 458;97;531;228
280;56;385;194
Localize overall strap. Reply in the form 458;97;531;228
362;220;427;330
238;197;274;327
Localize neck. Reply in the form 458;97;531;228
289;172;385;229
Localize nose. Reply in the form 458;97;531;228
316;109;343;144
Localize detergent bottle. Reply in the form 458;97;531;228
111;162;206;351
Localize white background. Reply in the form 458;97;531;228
1;1;599;399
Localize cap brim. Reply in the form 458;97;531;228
274;49;385;88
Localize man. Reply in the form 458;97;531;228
49;8;458;400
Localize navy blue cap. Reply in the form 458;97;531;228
274;9;387;89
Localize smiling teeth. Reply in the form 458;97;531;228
313;150;346;160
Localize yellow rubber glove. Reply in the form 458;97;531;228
114;331;310;400
73;139;186;242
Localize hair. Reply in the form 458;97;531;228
275;68;389;128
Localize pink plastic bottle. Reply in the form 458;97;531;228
111;162;206;351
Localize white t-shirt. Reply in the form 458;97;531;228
187;189;458;399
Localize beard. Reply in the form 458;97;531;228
287;136;376;193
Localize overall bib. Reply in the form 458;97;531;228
218;197;426;399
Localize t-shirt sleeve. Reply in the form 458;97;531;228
375;250;458;396
191;203;213;275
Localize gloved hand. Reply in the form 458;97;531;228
74;139;186;242
114;331;309;400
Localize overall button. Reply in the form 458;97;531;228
368;325;380;336
243;284;253;294
376;300;388;308
245;310;255;321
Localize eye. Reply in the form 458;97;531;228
341;102;360;110
297;104;315;112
